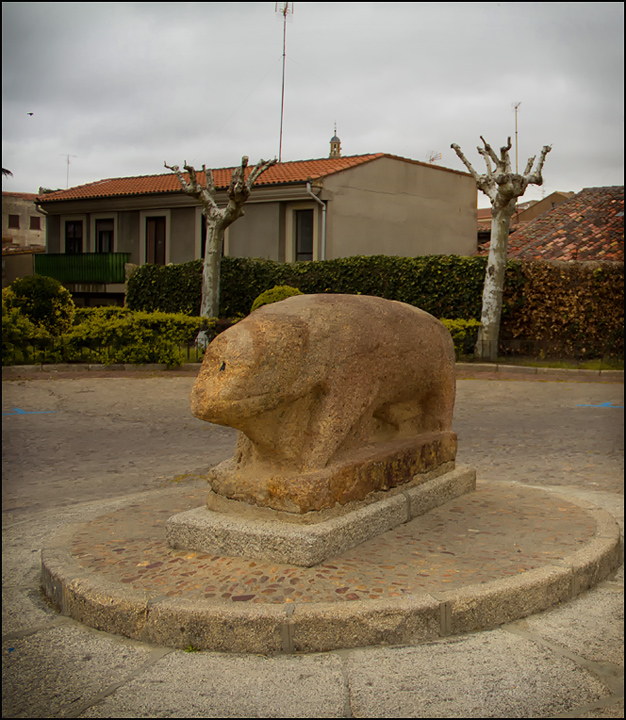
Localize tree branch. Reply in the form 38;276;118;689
479;136;500;167
525;145;552;185
476;145;494;176
164;162;191;193
451;143;481;183
247;157;277;189
451;142;497;201
523;155;535;177
222;156;277;227
500;137;513;171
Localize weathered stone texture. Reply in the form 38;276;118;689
191;294;456;513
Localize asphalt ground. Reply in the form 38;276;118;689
2;366;624;718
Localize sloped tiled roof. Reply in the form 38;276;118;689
36;152;470;203
36;154;388;203
477;206;526;234
479;187;624;262
3;191;40;201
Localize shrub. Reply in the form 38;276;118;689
5;275;75;335
2;289;52;364
73;306;131;324
65;310;207;365
250;285;304;313
440;319;482;359
125;261;203;315
499;261;624;359
2;305;210;367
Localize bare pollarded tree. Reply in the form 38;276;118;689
165;156;276;346
451;136;551;361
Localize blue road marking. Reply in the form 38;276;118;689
2;407;58;416
576;402;623;408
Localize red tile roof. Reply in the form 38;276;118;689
35;153;469;203
3;191;40;201
36;154;387;202
479;187;624;262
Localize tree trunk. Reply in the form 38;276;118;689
450;138;551;362
197;223;224;348
164;156;276;349
475;201;515;360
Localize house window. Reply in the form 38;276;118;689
30;216;41;231
8;215;19;229
95;218;114;253
146;216;166;265
65;220;83;254
295;209;314;262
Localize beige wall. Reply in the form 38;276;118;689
116;211;140;262
2;251;38;288
516;192;573;222
46;215;61;253
170;207;196;264
322;157;476;259
227;202;283;260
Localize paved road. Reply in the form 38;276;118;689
2;371;624;718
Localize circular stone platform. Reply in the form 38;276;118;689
41;481;622;654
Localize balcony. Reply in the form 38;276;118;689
34;253;131;285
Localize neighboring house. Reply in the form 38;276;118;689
2;191;47;288
477;191;575;249
2;191;46;247
35;144;477;305
479;186;624;262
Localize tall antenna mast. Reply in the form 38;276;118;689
512;102;521;173
60;153;78;188
275;2;293;162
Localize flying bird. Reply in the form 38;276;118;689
27;112;34;116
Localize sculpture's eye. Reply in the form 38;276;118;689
219;361;226;372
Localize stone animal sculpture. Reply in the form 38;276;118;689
191;294;457;513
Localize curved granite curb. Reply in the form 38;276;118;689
40;484;623;654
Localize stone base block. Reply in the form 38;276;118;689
166;465;476;567
208;431;458;513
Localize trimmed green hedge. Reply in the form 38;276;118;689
126;255;493;320
125;262;203;315
2;304;210;366
126;255;624;359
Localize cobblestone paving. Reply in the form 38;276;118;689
70;482;596;605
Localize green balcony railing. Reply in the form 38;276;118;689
34;253;131;284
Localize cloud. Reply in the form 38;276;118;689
2;2;623;197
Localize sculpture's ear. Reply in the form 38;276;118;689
252;316;310;361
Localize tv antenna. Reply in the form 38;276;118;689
275;2;294;162
512;102;521;173
60;153;78;188
427;151;442;164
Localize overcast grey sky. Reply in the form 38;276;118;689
2;2;623;206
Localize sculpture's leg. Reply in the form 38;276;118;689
300;379;378;469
